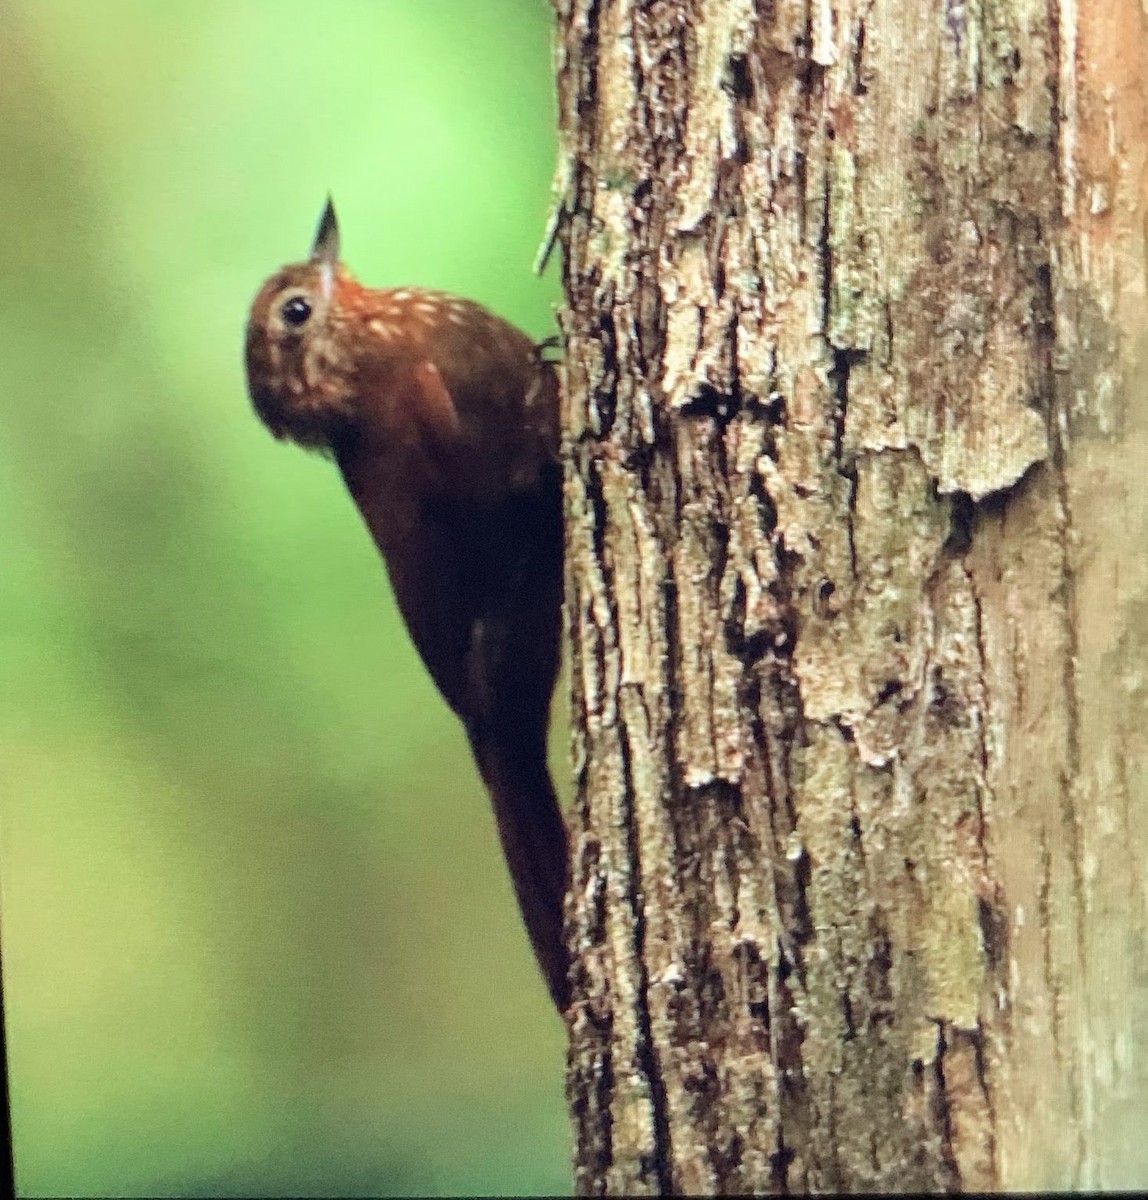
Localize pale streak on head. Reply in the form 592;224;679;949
390;289;412;302
369;318;395;340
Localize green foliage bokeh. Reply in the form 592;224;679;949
0;1;568;1195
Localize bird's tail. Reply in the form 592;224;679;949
468;722;570;1012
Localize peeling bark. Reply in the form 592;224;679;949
553;0;1148;1192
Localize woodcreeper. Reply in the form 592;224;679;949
244;201;569;1010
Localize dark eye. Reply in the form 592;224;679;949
280;295;312;327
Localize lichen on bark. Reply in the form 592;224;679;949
553;0;1148;1192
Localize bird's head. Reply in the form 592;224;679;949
245;198;359;449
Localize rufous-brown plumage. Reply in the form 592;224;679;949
245;200;569;1010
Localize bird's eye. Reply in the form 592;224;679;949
280;295;312;327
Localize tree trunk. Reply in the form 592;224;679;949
553;0;1148;1192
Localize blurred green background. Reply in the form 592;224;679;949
0;1;569;1195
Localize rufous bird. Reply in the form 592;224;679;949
244;200;569;1011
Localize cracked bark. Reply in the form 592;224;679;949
553;0;1148;1193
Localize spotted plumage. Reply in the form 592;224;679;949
244;200;569;1010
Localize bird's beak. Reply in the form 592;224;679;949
311;196;340;299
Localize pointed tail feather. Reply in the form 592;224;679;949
468;725;570;1012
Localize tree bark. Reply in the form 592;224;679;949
553;0;1148;1192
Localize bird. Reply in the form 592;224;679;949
244;199;569;1011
